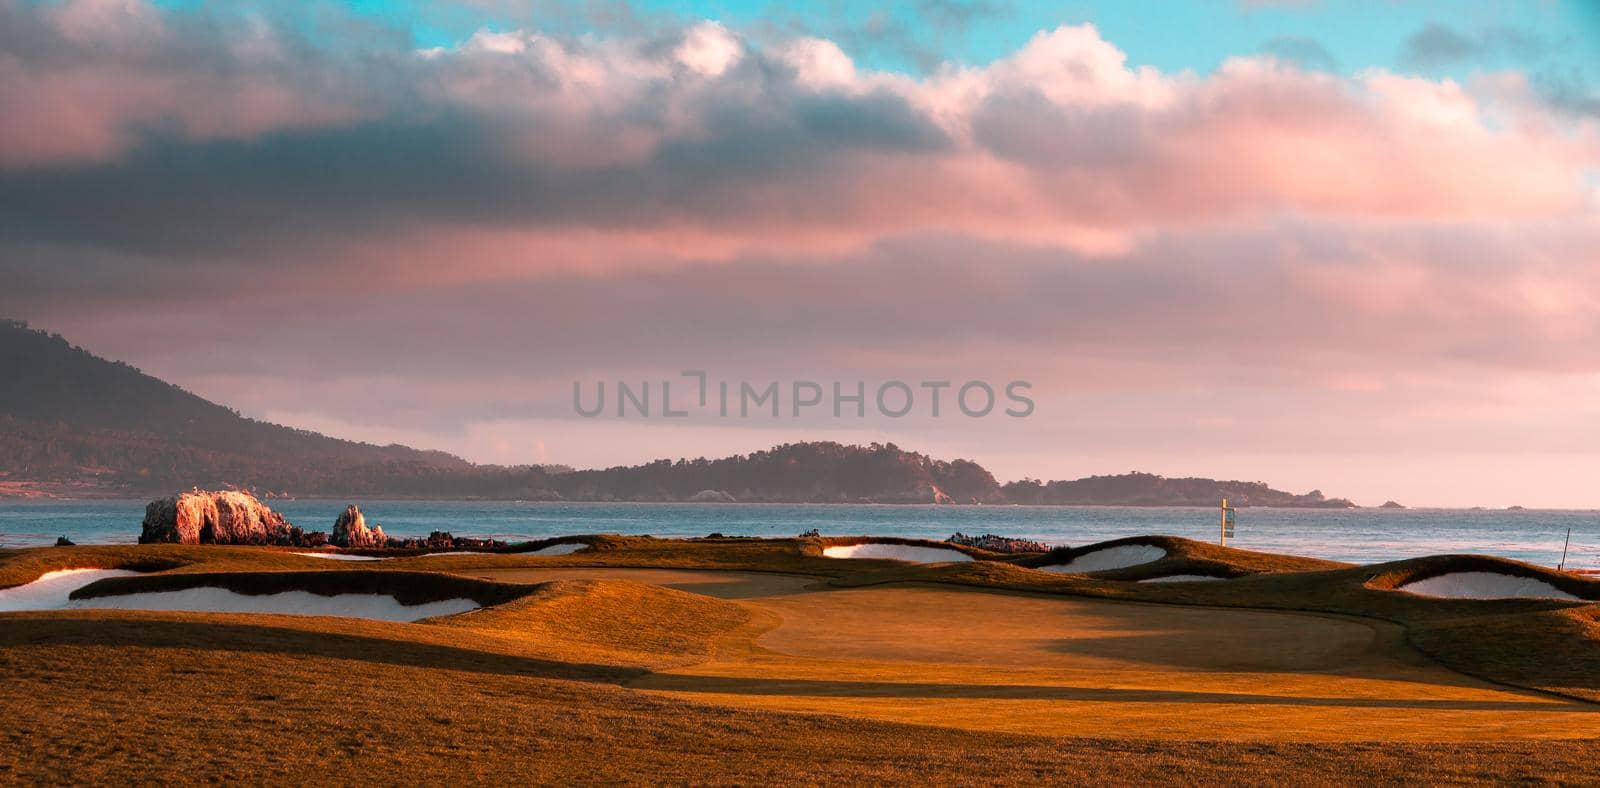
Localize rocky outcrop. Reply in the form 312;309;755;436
945;532;1050;554
331;504;386;549
871;482;953;504
140;489;298;545
1379;500;1406;509
687;489;736;503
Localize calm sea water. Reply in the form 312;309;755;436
2;500;1597;568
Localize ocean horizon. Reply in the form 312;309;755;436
5;499;1597;569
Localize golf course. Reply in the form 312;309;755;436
2;534;1597;783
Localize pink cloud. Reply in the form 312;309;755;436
5;3;1600;505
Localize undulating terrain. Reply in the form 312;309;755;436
2;534;1596;783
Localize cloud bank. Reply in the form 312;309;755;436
4;0;1599;505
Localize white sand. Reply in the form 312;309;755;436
1399;572;1581;601
64;588;479;621
416;551;492;557
822;543;974;563
0;568;477;621
1138;574;1224;583
0;569;140;612
1040;544;1168;574
529;542;589;556
292;552;389;561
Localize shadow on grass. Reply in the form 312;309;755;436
629;674;1590;712
0;613;645;683
468;567;819;600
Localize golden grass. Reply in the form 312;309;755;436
1;611;1597;784
1014;534;1349;578
431;578;753;668
632;580;1598;742
3;536;1600;782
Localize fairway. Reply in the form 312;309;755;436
5;540;1598;783
479;567;1598;742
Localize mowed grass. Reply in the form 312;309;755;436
2;611;1598;784
3;537;1600;782
627;581;1597;742
7;537;1600;702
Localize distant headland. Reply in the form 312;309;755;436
0;320;1355;507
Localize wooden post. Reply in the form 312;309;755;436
1559;528;1572;572
1220;498;1228;547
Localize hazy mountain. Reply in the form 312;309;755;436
1001;472;1355;508
0;320;1353;506
0;319;477;495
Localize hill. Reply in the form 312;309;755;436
0;319;482;496
1001;472;1355;508
0;320;1353;506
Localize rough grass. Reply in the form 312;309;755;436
1410;606;1600;703
1;613;1597;784
6;537;1600;720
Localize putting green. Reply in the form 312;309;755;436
478;567;1597;742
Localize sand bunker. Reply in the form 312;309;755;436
293;552;388;561
62;589;478;621
529;542;589;556
416;551;492;557
1138;574;1224;583
0;568;477;621
0;569;140;612
822;543;974;563
1399;572;1581;601
1040;544;1167;574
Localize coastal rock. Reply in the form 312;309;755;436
867;482;954;505
140;489;296;545
946;532;1051;554
1379;500;1406;509
380;530;508;551
688;489;736;503
331;504;386;549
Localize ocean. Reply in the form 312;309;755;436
3;500;1598;568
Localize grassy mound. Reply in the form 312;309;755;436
809;535;1003;562
1015;535;1347;579
1411;606;1600;703
432;578;752;668
9;537;1600;704
1363;554;1600;600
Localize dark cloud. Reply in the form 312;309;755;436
1258;35;1337;72
913;0;1013;32
1532;69;1600;119
2;1;1596;441
1398;22;1546;70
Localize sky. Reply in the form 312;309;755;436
2;0;1599;507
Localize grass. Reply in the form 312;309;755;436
1014;534;1350;577
835;550;1600;701
3;536;1600;781
430;578;754;668
2;615;1596;784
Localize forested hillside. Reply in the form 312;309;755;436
0;320;1354;506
